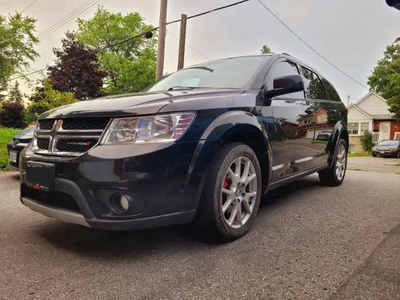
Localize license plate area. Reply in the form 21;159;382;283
9;151;17;163
26;162;55;192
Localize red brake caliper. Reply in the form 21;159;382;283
223;176;229;188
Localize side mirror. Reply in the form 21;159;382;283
387;0;400;10
263;74;304;99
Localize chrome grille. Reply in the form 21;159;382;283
33;118;110;156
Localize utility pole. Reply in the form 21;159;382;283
177;14;187;70
156;0;168;81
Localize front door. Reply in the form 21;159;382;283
380;122;391;140
264;59;315;181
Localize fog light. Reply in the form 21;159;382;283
112;194;132;213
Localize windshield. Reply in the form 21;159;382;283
377;140;399;146
145;56;267;92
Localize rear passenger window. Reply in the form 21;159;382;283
320;77;341;102
301;67;326;100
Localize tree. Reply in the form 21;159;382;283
47;32;107;100
7;81;23;103
368;38;400;120
261;45;272;54
28;79;77;115
0;101;26;128
0;13;39;88
75;7;157;94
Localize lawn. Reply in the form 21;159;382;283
348;153;371;157
0;127;20;170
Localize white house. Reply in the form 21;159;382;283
347;92;400;153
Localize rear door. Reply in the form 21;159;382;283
265;59;315;181
299;66;345;167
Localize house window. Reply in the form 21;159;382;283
348;122;359;135
349;144;355;153
361;122;369;134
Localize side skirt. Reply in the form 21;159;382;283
268;163;329;191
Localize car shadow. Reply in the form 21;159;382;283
36;175;324;258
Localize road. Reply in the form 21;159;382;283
1;170;400;299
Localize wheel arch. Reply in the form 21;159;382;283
327;121;348;167
186;110;273;205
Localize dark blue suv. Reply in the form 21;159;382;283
20;54;348;241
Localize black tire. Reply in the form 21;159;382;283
194;143;262;242
372;154;377;157
319;138;347;187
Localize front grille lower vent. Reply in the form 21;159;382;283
22;185;80;212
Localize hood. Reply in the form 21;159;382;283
374;145;398;150
39;89;243;119
13;128;35;139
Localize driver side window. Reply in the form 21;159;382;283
268;61;305;99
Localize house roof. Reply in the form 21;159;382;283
350;92;395;120
347;104;372;119
353;91;387;106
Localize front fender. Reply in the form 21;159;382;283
185;110;273;207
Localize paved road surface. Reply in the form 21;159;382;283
1;170;399;299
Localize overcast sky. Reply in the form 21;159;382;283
3;0;400;104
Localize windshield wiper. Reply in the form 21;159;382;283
167;86;196;91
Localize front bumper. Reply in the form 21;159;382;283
7;143;26;170
372;150;398;157
20;140;221;230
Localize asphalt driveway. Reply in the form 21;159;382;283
348;156;400;173
1;169;400;299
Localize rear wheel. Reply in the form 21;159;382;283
319;138;347;186
195;143;262;242
372;154;377;157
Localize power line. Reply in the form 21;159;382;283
38;0;100;40
20;0;38;13
167;30;209;60
10;0;250;81
256;0;369;90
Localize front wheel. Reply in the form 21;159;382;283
195;143;262;242
319;138;347;186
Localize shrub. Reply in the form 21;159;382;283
24;111;38;125
28;79;77;116
359;130;374;153
0;101;26;129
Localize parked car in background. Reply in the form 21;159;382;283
19;54;348;241
372;140;400;158
7;128;35;171
316;130;332;141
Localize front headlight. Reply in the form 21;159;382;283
101;112;196;145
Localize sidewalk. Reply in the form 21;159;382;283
348;156;400;173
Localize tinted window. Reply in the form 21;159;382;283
145;56;266;92
320;76;341;102
269;61;304;99
301;67;326;100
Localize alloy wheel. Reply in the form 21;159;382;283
221;156;258;229
335;143;347;181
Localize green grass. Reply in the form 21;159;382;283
348;153;371;157
0;127;21;170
